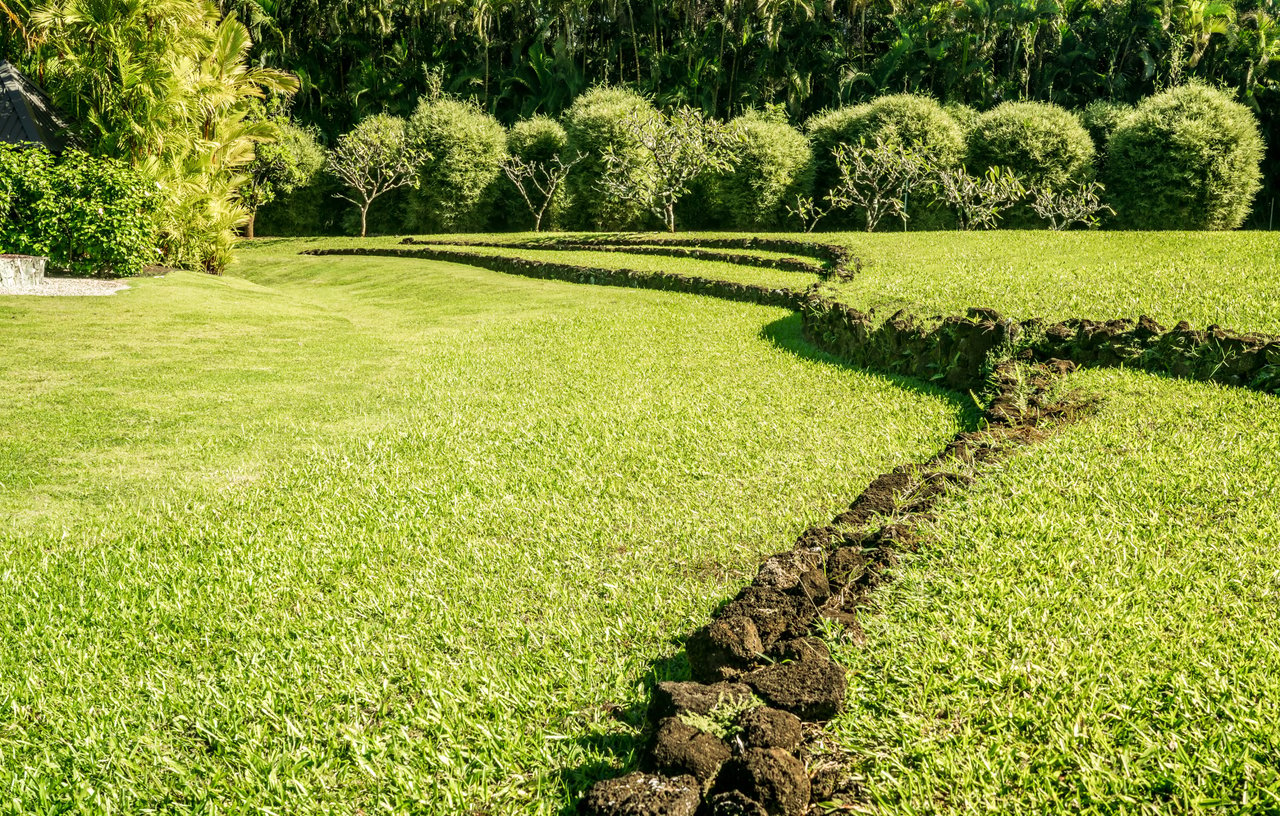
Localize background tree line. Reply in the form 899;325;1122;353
70;0;1280;220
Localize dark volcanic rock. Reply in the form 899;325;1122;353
651;681;754;723
686;617;765;682
754;549;830;604
648;717;732;786
736;707;803;751
706;790;768;816
712;748;810;816
578;772;701;816
743;659;846;721
825;546;868;586
717;586;814;649
768;637;830;665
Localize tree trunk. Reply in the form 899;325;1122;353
361;204;369;238
246;212;256;240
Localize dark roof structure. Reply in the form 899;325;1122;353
0;60;72;153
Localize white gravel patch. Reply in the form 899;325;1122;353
0;277;131;296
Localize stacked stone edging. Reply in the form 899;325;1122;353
399;235;858;278
581;359;1094;815
399;237;831;277
1029;315;1280;394
303;247;807;310
801;297;1280;397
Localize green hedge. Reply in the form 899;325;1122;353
807;95;964;229
711;109;814;230
563;86;659;230
0;145;159;276
498;115;571;231
1106;83;1264;230
406;97;508;233
967;101;1096;190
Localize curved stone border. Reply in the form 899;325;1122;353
804;295;1280;397
303;246;808;310
398;237;832;277
300;240;1278;815
398;234;859;278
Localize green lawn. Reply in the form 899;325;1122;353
830;366;1280;813
821;230;1280;332
2;232;1277;814
0;243;963;813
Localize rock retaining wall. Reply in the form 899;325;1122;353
304;247;808;310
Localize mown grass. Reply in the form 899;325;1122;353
829;367;1280;813
0;243;964;813
265;236;821;291
814;231;1280;333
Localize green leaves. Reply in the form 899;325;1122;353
0;145;160;276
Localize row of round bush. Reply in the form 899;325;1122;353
259;82;1264;235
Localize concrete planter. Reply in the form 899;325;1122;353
0;254;47;289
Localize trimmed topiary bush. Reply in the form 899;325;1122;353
498;115;571;230
967;101;1096;191
711;108;814;230
406;97;507;233
1079;100;1132;155
806;94;964;228
563;86;660;230
943;101;981;135
1105;83;1264;230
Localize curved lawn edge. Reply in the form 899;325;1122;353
302;247;807;310
297;241;1277;815
398;237;832;276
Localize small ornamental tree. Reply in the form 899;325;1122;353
933;165;1026;230
1028;182;1114;230
500;116;575;231
327;114;421;237
827;138;932;231
501;153;583;231
807;95;964;228
599;106;741;232
244;120;325;238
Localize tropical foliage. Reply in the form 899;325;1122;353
6;0;296;271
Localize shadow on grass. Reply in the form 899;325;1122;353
553;312;982;813
761;312;983;432
554;652;690;815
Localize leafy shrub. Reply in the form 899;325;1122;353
562;86;659;230
406;97;507;233
807;95;964;228
1078;100;1132;155
498;115;571;230
967;101;1096;191
711;108;814;230
245;120;326;238
0;145;159;276
944;101;981;134
1105;83;1264;230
